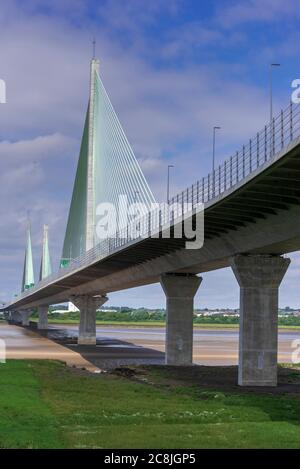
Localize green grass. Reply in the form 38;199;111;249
0;361;62;448
31;318;239;328
29;317;300;330
1;360;300;448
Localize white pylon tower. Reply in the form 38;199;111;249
86;58;100;252
22;221;35;291
39;224;52;281
60;56;155;267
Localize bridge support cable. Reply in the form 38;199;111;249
231;254;290;386
160;273;202;366
61;59;155;267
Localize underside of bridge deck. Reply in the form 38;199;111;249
8;136;300;311
5;135;300;388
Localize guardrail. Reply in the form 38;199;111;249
12;100;300;305
169;101;300;206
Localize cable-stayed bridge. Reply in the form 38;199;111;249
4;58;300;386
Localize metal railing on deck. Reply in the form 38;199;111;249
13;100;300;304
169;101;300;206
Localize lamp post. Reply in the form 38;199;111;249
212;126;221;196
270;63;280;155
167;165;174;204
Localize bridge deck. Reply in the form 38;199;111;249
5;103;300;309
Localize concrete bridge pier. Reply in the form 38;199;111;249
38;305;48;329
230;254;290;386
10;310;22;323
20;310;32;326
160;273;202;366
70;294;108;345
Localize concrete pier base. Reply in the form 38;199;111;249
70;294;108;345
20;310;32;326
38;305;48;330
231;254;290;386
160;273;202;366
10;311;22;323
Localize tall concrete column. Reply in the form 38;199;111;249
70;294;108;345
38;305;48;330
160;273;202;366
20;310;32;326
11;310;22;323
230;254;290;386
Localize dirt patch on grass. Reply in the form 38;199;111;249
111;364;300;395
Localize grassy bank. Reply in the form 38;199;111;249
1;360;300;448
31;318;236;327
29;317;300;330
31;318;237;328
28;309;300;330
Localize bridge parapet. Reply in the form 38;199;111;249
170;102;300;207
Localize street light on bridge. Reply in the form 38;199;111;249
212;126;221;196
167;165;174;204
270;63;281;156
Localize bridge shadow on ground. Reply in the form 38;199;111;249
34;324;165;369
110;365;300;429
117;364;300;395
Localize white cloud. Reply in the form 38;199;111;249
0;132;78;299
160;23;224;59
216;0;300;28
0;133;76;162
96;0;180;34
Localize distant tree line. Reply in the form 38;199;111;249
28;308;300;326
48;309;166;322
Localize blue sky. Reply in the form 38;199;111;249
1;0;300;309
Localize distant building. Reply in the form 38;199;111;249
68;301;79;312
194;309;239;317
